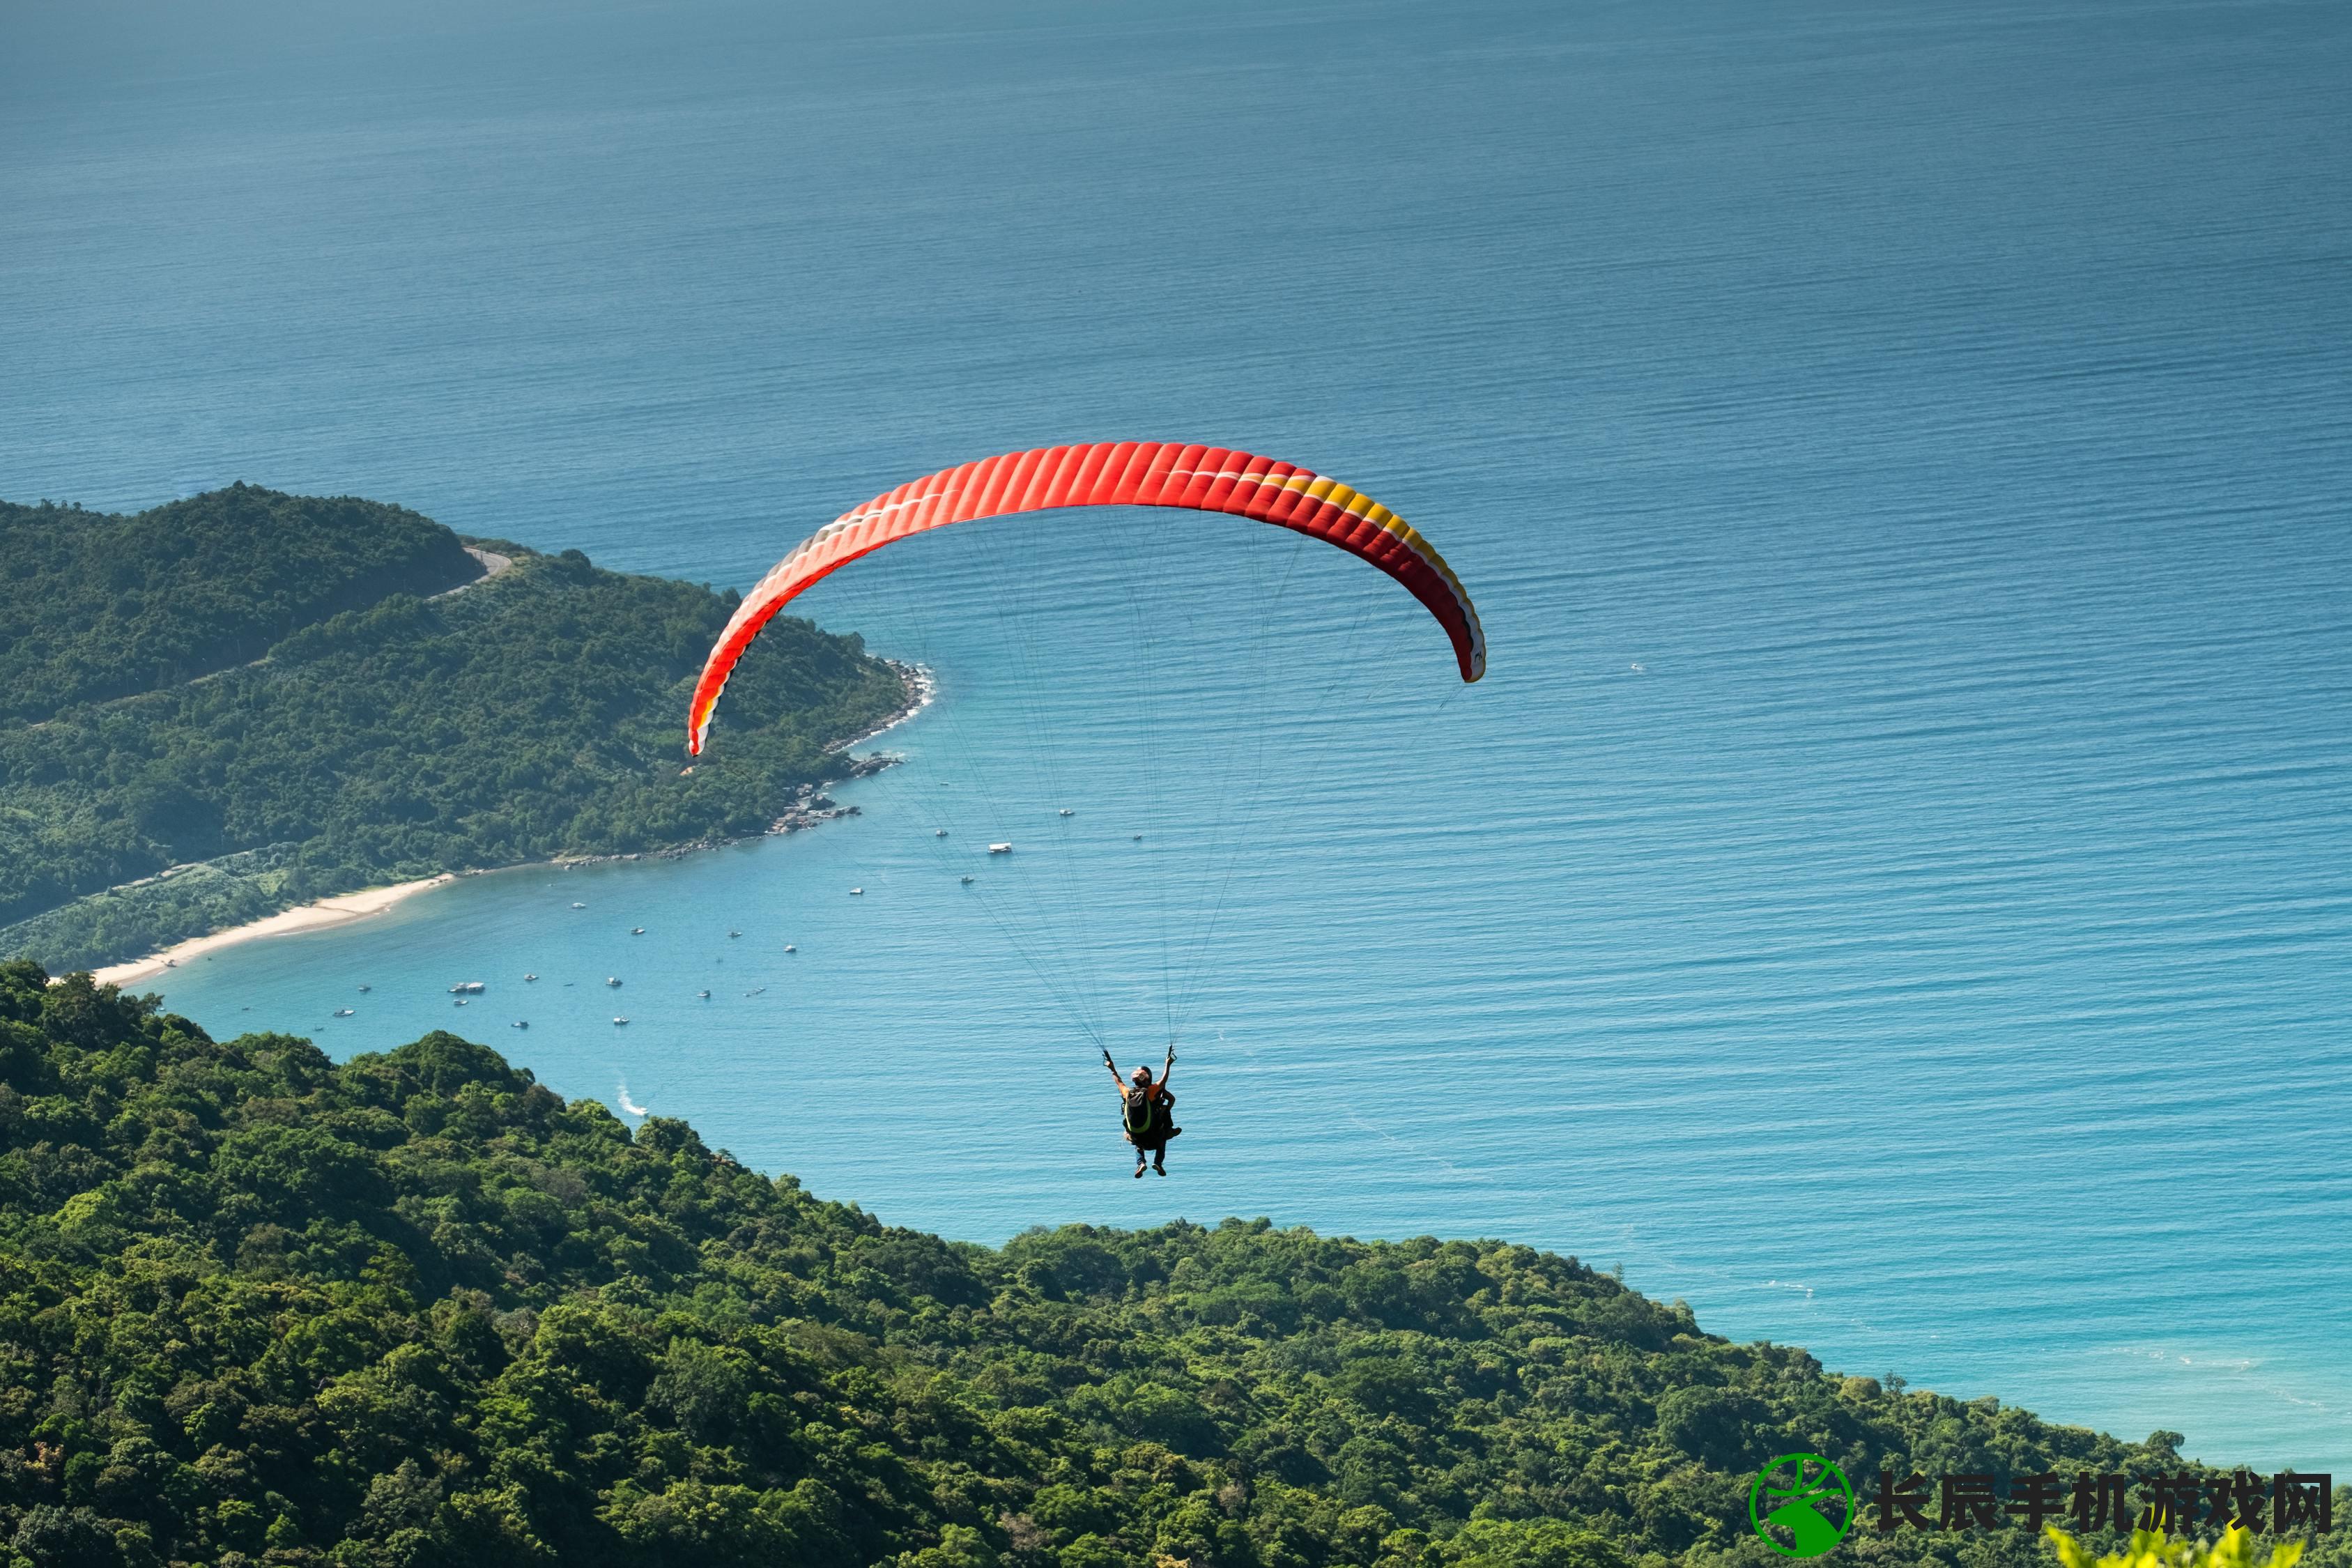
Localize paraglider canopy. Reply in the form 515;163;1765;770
687;442;1484;755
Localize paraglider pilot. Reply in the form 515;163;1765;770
1105;1047;1181;1177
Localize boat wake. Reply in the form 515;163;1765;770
617;1082;650;1118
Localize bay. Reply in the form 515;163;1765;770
4;0;2348;1470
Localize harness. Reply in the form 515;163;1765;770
1123;1085;1165;1137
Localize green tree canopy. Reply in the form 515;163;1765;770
0;489;908;969
6;960;2342;1568
0;488;482;724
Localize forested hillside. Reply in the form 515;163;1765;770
4;962;2337;1568
0;489;483;725
0;488;909;970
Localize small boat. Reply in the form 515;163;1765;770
1132;833;1143;841
606;976;622;987
746;987;766;996
511;1020;529;1030
934;828;948;837
165;959;178;968
571;902;586;909
613;1016;629;1025
783;944;797;953
728;929;741;938
523;973;537;982
698;989;711;999
449;981;486;994
850;887;864;896
960;875;975;884
988;843;1012;854
358;984;372;992
631;927;645;935
454;999;468;1006
1059;808;1074;817
333;1008;355;1017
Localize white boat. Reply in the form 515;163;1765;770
783;944;796;953
698;990;711;998
960;875;975;884
988;843;1012;854
728;929;741;937
449;981;485;994
613;1016;629;1025
1059;808;1074;817
631;927;645;935
358;984;371;992
606;976;622;987
454;999;468;1006
850;887;864;895
523;974;537;982
333;1008;355;1017
571;902;586;909
511;1020;528;1029
934;829;948;837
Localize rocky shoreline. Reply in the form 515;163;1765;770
541;658;934;869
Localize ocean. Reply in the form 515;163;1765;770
5;0;2349;1470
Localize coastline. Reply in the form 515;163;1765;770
86;659;936;991
91;877;454;989
845;659;935;748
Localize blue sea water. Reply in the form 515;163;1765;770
6;0;2351;1470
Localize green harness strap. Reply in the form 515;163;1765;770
1119;1050;1175;1137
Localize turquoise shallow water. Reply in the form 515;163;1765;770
6;0;2351;1470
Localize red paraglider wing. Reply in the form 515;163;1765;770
687;441;1484;755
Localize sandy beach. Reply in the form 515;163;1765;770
81;662;930;992
91;876;454;989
